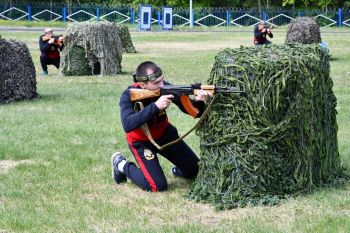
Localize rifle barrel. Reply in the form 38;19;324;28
161;84;244;95
162;85;192;90
216;86;245;93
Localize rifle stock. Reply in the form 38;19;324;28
130;88;161;101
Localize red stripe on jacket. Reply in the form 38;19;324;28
253;36;267;43
47;50;60;59
126;118;169;142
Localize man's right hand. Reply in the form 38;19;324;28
48;38;55;44
155;95;174;110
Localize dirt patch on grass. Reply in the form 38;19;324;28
0;160;34;173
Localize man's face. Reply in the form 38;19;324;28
46;31;53;36
141;75;164;91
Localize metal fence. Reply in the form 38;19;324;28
0;3;349;29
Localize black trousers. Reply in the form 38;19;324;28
40;56;60;72
125;125;199;192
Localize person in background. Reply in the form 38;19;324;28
111;61;213;192
253;21;273;46
39;28;64;76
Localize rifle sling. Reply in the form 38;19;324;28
134;96;216;150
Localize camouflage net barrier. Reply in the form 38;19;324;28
286;17;321;44
118;25;136;53
0;36;37;104
187;44;341;209
61;22;123;76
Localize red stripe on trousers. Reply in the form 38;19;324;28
129;143;157;192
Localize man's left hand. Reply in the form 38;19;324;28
194;90;213;101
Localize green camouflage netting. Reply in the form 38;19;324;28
61;22;123;76
117;25;136;53
187;44;341;209
286;17;322;44
0;37;37;104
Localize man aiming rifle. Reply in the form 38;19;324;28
111;61;242;192
253;21;274;46
39;28;65;76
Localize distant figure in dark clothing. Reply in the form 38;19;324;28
39;28;64;75
253;21;273;46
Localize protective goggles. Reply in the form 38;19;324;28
133;68;163;82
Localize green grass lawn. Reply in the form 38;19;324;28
1;26;350;232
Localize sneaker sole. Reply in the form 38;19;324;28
111;152;121;181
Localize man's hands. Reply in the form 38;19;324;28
154;90;212;110
261;27;272;34
155;95;174;110
48;36;64;44
194;90;213;101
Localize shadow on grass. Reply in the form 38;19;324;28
167;178;193;192
0;94;39;106
280;167;350;205
32;93;62;104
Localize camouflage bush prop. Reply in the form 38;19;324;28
117;25;136;53
0;37;37;104
187;44;340;209
61;22;123;76
286;17;321;44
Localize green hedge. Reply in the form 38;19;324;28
187;44;341;209
61;22;123;76
0;37;37;104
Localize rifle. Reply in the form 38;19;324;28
130;83;245;118
258;25;275;32
42;34;65;46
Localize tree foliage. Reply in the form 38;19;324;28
30;0;350;8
